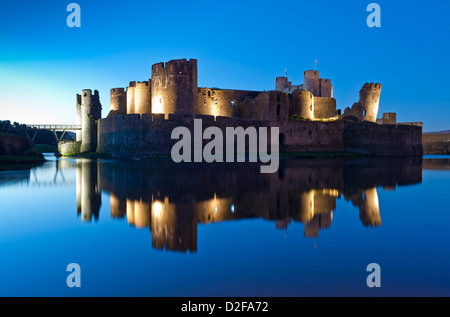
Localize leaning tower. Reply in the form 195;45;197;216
359;83;382;122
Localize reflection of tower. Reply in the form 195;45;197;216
110;193;126;218
76;161;82;216
151;197;197;253
126;198;151;228
359;188;381;227
290;189;338;237
76;160;102;222
304;212;333;238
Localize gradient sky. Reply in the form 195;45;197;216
0;0;448;132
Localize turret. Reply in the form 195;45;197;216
292;89;314;119
110;88;127;114
151;59;197;118
359;83;382;122
303;70;320;97
134;81;151;114
127;81;136;114
275;77;291;92
80;89;102;153
76;94;82;142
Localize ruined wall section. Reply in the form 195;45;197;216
376;112;396;125
81;89;102;153
252;92;270;121
313;97;337;119
195;88;260;119
151;59;197;118
319;78;333;98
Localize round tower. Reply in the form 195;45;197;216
134;81;151;114
81;89;102;153
127;82;136;114
151;59;197;118
292;89;314;119
359;83;382;122
110;88;127;114
76;94;82;142
275;77;291;92
303;70;320;97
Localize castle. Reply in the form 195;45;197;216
62;58;423;158
106;59;380;122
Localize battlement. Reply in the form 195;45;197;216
135;81;150;88
128;81;136;88
362;83;382;91
152;59;197;75
304;70;319;77
82;89;93;97
99;112;271;127
111;88;125;93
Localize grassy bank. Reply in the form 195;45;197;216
0;154;46;164
35;144;57;154
62;152;113;159
0;155;46;171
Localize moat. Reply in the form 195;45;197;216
0;155;449;296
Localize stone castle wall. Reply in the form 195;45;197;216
423;133;450;154
313;97;337;119
343;121;423;156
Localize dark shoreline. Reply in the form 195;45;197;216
0;155;46;171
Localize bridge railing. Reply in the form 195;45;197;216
26;124;82;130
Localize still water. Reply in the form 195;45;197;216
0;155;449;296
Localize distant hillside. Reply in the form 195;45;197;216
424;130;450;134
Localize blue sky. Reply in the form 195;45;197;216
0;0;448;131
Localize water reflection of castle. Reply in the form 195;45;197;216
76;158;423;252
